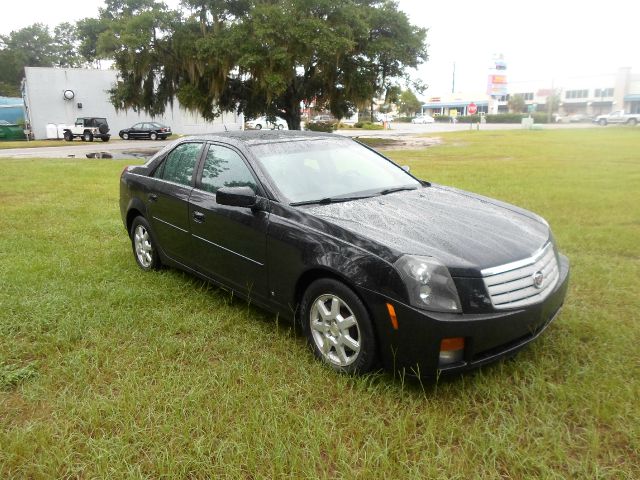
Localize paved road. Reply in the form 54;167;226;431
0;123;604;158
0;139;173;159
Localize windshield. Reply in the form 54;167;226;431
251;138;420;203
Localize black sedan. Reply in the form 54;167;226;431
119;122;172;140
119;131;569;377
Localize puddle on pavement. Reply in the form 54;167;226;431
79;148;161;160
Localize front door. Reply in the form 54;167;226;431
189;143;269;300
147;141;204;263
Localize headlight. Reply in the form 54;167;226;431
395;255;461;312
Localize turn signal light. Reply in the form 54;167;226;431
385;303;398;330
439;337;465;366
440;337;464;351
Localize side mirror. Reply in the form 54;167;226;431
402;165;411;172
216;186;257;208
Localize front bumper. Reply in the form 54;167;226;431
357;254;570;377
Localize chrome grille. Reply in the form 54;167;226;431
481;243;559;310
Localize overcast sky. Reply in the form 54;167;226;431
3;0;639;98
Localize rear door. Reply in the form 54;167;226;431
188;143;270;300
147;141;204;263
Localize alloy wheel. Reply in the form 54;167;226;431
134;225;154;268
309;294;361;367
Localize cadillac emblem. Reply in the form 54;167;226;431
532;271;544;289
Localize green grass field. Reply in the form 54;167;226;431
1;128;638;478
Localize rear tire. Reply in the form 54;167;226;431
300;278;377;374
101;136;110;142
255;124;262;130
122;132;129;140
628;118;637;126
150;132;158;140
130;216;161;271
84;131;93;142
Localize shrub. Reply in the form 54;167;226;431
353;121;384;130
396;116;413;123
456;115;482;123
305;121;336;132
434;115;452;123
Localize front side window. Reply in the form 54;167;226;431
154;142;203;186
199;145;257;194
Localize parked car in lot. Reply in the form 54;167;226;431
555;113;592;123
311;114;336;123
593;110;640;126
411;114;435;124
245;116;288;130
63;117;110;142
119;122;172;140
120;131;569;377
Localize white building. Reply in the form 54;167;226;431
22;67;244;140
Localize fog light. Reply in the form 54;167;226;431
439;337;465;366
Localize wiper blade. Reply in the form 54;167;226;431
378;186;418;195
290;194;373;206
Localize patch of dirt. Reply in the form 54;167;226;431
356;136;442;150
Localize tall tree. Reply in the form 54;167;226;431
76;17;111;66
0;24;55;96
508;94;526;113
97;0;427;129
397;89;422;116
53;23;83;67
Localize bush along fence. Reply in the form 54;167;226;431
435;113;552;124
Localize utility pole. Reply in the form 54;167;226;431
547;78;555;123
452;62;456;93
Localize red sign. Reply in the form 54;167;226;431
468;103;478;115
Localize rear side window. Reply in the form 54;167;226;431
154;142;203;186
199;145;257;194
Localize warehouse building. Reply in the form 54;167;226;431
22;67;244;140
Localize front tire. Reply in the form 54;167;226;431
255;124;262;130
63;131;73;141
301;278;377;374
122;132;129;140
130;216;161;271
598;119;607;126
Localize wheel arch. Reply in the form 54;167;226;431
293;267;382;342
125;202;147;235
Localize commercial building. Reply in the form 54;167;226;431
421;67;640;117
22;67;244;140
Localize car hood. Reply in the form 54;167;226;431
302;185;550;276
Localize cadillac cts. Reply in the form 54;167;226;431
119;131;569;376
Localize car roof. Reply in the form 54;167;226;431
179;130;342;148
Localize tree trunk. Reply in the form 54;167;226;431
283;98;302;130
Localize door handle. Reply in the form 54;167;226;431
192;211;205;223
148;193;158;202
